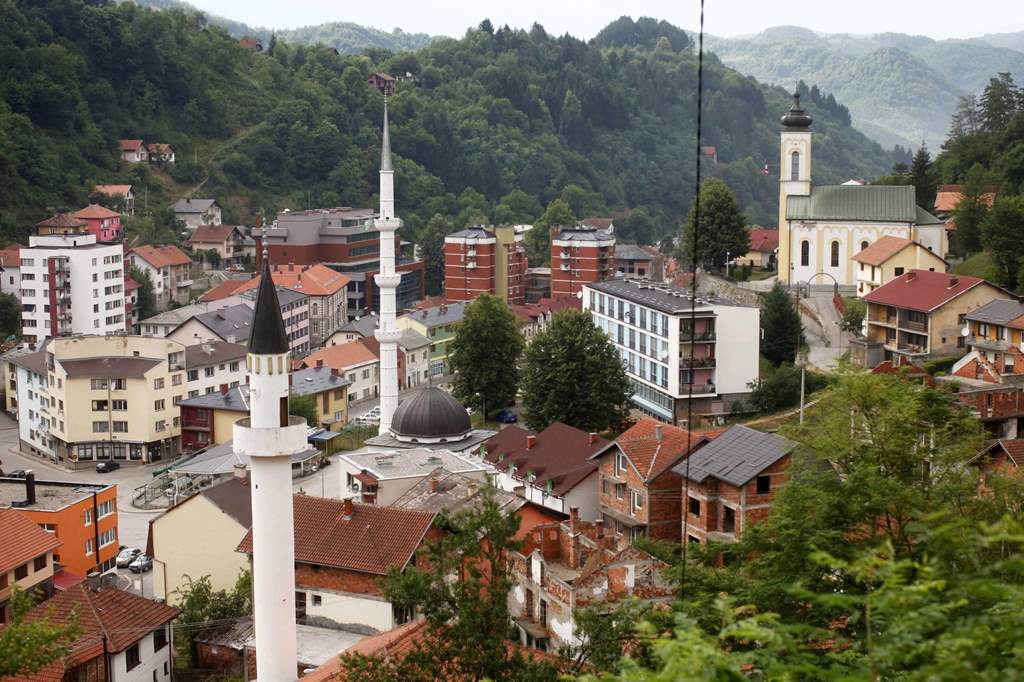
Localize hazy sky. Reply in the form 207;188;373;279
190;0;1020;40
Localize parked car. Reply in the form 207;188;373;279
129;554;153;573
6;469;27;479
116;548;142;568
495;409;518;424
96;461;120;473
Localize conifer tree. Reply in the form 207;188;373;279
911;143;937;210
760;281;803;366
679;179;748;270
950;163;990;256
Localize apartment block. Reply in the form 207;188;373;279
550;226;615;299
0;505;62;623
127;245;193;311
584;278;760;425
444;225;527;304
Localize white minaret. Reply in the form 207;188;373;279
374;99;403;435
234;253;305;681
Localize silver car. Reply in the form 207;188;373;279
129;554;153;573
116;547;142;568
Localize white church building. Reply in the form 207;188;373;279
776;92;947;287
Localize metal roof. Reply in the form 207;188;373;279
171;198;218;214
172;440;318;475
188;304;254;343
787;185;919;222
587;278;748;314
613;244;656;261
672;424;797;486
339;448;484;480
177;385;251;411
401;301;467;328
290;366;353;396
965;300;1024;327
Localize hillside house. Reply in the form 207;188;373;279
187;224;250;266
368;72;396;95
72;204;123;242
118;139;148;163
172;198;223;229
93;184;135;215
737;228;779;269
951;300;1024;386
145;143;175;163
128;245;194;310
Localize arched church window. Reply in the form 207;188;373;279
800;240;810;267
790;151;800;181
861;240;869;252
830;241;840;267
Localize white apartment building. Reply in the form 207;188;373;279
20;234;125;344
182;341;248;399
583;279;760;425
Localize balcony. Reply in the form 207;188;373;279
901;318;928;333
968;335;1011;352
176;279;193;289
466;249;477;257
680;382;715;395
560;251;570;259
560;264;570;271
680;329;716;342
467;262;477;270
680;356;716;368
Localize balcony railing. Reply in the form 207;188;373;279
680;382;715;395
901;318;927;333
968;335;1011;352
680;357;716;368
680;329;716;342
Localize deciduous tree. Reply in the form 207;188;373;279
526;198;576;268
448;293;523;414
982;195;1024;288
0;587;80;677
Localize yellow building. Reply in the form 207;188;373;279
289;365;351;431
150;475;251;605
11;335;185;467
177;385;251;450
851;236;948;298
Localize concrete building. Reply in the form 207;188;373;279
0;243;21;301
396;301;467;377
150;474;252;605
72;204;123;243
10;335;186;468
338;448;485;506
171;198;222;228
183;340;247;398
852;235;947;298
300;341;379;406
584;278;760;425
0;505;62;623
177;386;249;450
119;139;148;163
187;224;250;266
524;267;551;303
20;233;126;344
125;276;140;333
444;225;527;304
952;300;1024;386
127;245;193;311
167;303;254;347
358;386;495;454
776;92;947;287
0;475;118;577
290;366;351;431
550;226;615;299
136;300;243;338
614;244;664;281
239;286;311;357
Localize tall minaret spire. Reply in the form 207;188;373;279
374;97;403;435
235;248;303;681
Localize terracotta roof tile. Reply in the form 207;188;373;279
237;496;435;575
118;139;144;151
187;225;243;244
612;418;708;481
483;422;610;497
851;235;916;266
199;279;249;302
0;508;63;574
231;264;349;297
747;228;779;253
0;244;22;269
863;270;995;313
93;184;132;197
934;184;997;213
130;244;192;268
35;213;87;229
300;340;378;371
72;204;120;220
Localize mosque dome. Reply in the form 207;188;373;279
390;387;472;443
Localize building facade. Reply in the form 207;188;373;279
852;236;947;298
444;225;527;304
395;302;466;377
550;226;615;299
187;225;250;266
290;366;351;431
0;506;62;623
171;198;222;228
72;204;123;243
584;279;760;425
300;342;379;405
127;245;193;311
951;300;1024;385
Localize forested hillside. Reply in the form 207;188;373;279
0;3;896;247
707;27;1024;150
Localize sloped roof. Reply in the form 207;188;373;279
0;244;22;269
36;213;86;229
171;198;218;214
301;340;378;371
199;477;253;528
747;228;779;253
130;244;192;268
290;366;353;396
59;356;160;379
613;244;656;261
787;185;920;222
187;224;244;244
401;301;467;328
231;264;349;297
186;304;254;342
247;256;290;354
851;235;914;266
483;422;611;497
966;300;1024;328
199;278;249;302
672;424;797;487
610;418;709;482
863;270;992;313
184;340;247;367
237;496;435;575
72;204;120;220
391;468;526;517
177;384;250;412
0;507;63;574
934;184;997;213
118;139;144;151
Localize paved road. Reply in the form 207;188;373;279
799;291;844;370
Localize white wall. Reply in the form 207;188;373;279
16;365;54;459
299;587;395;633
342;361;379;404
110;627;172;682
713;305;760;396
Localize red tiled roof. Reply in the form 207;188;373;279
231;264;349;297
118;139;144;151
483;422;611;497
581;217;614;230
412;295;448;310
747;228;779;253
52;570;85;591
92;184;132;197
124;276;140;292
130;244;192;268
0;508;62;574
934;184;997;213
863;270;992;313
612;418;709;481
851;235;913;266
187;224;242;244
237;496;435;575
145;143;174;154
36;213;86;229
990;439;1024;467
0;244;22;269
72;204;121;220
300;340;377;371
200;278;249;302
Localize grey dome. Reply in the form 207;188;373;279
780;91;812;129
390;387;472;443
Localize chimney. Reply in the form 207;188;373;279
331;367;339;377
220;385;229;395
588;432;597;445
949;276;959;288
429;478;440;492
317;359;324;368
233;463;248;481
569;506;579;533
342;497;354;519
526;434;537;450
25;470;36;505
906;271;917;282
655;424;663;442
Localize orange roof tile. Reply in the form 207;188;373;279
613;418;708;482
747;228;779;253
851;235;914;266
72;204;121;220
118;139;144;151
863;270;994;313
187;224;242;244
36;213;87;229
0;244;22;268
200;278;249;302
231;264;349;297
130;244;192;268
0;507;62;574
934;184;997;213
300;340;377;371
237;496;435;575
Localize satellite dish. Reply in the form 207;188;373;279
660;350;669;361
961;326;970;337
576;291;584;299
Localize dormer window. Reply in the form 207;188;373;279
790;151;800;181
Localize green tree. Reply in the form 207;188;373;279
520;309;631;431
950;163;991;256
910;143;937;210
623;207;657;245
418;214;451;296
448;294;524;414
0;292;20;339
679;179;748;270
980;72;1021;132
982;195;1024;289
342;487;561;681
744;363;828;414
289;392;319;426
493;189;542;225
128;266;157;320
839;296;866;336
760;282;803;366
0;586;81;677
174;572;252;666
526;198;575;268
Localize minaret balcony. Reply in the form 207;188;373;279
374;273;402;288
374;328;404;344
233;414;309;459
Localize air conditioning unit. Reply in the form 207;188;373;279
349;483;360;493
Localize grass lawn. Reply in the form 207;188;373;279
747;268;777;281
952;251;1003;282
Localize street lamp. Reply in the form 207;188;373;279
796;349;807;425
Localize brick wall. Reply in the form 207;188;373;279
294;564;384;597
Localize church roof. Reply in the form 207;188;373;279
787;185;929;223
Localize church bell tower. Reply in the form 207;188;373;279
777;90;813;284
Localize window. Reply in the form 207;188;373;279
90;379;108;390
98;528;116;547
91;400;109;411
860;240;869;252
800;240;810;267
230;361;239;372
92;421;109;433
615;483;626;500
154;399;165;411
204;367;215;378
14;564;28;580
112;379;126;390
830;241;840;268
614;452;628;477
894;266;905;277
153;626;168;651
85;539;94;556
33;555;46;571
689;496;701;517
631;490;644;511
907;310;927;325
756;475;771;494
112;400;127;411
84;509;92;525
113;421;128;433
97;500;114;517
155;420;166;432
172;374;182;386
790;150;800;180
187;369;199;382
312;594;322;606
602;478;610;495
153;377;164;390
126;642;141;671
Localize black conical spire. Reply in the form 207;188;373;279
247;249;290;354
